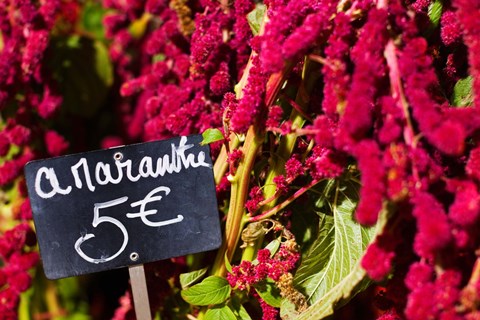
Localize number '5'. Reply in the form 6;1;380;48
74;197;129;264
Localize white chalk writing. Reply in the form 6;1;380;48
34;136;210;199
74;186;183;264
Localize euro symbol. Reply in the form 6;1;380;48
126;186;184;227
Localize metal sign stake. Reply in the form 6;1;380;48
128;264;152;320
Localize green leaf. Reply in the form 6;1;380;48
93;40;114;87
225;252;233;273
247;4;266;36
56;277;91;318
201;128;225;145
152;53;166;63
19;287;33;320
180;267;209;289
80;1;108;40
264;238;281;256
181;276;231;306
291;179;378;319
428;0;443;29
451;76;474;107
254;279;282;308
204;305;237;320
128;13;151;39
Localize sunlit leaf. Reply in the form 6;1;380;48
428;0;443;29
291;179;379;319
80;1;108;40
181;276;231;306
247;4;266;36
254;279;282;308
180;267;209;289
201;128;224;145
204;304;237;320
451;76;474;107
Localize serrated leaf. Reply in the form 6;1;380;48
181;276;231;306
428;0;443;29
201;128;224;145
296;265;371;319
204;305;237;320
254;279;282;308
180;267;208;289
247;4;266;36
292;179;378;319
451;76;474;107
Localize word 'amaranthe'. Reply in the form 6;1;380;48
33;136;211;199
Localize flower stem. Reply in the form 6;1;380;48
213;134;240;184
249;179;321;222
211;126;263;277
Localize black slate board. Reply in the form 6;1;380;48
25;135;222;279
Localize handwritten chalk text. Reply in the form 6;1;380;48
34;136;210;199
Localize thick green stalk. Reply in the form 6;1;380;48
212;126;263;277
211;69;294;276
238;59;322;267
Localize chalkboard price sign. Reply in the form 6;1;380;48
25;135;222;279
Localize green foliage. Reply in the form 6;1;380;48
204;305;237;320
80;1;109;40
254;279;282;308
181;276;231;306
55;277;91;319
180;267;209;289
290;178;376;319
451;76;474;107
201;128;225;145
428;0;443;29
247;4;267;36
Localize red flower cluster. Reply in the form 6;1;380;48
0;223;39;318
361;241;395;282
405;267;462;319
0;0;77;314
245;186;265;214
99;0;480;318
453;0;480;109
0;0;478;318
105;0;254;141
227;245;300;290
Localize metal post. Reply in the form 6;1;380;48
128;264;152;320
